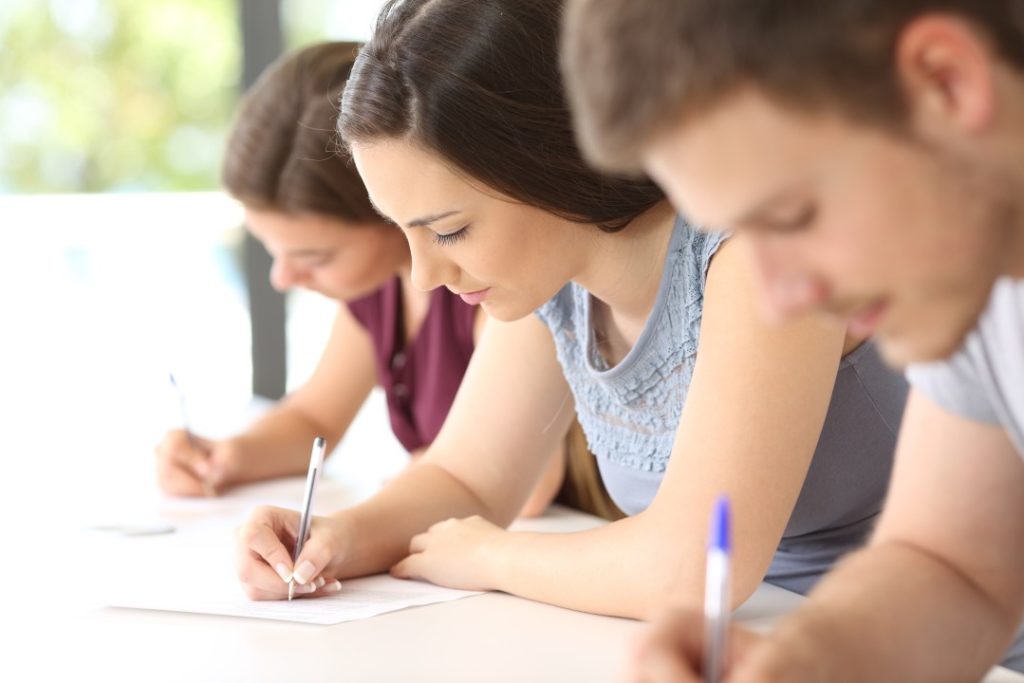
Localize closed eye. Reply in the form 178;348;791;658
432;225;470;246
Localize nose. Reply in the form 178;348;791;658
747;238;825;322
408;236;459;292
269;258;301;292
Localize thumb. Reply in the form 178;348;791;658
292;517;341;585
206;439;243;486
168;431;214;478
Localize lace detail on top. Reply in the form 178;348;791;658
535;216;725;473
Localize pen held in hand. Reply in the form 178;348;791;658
289;435;327;601
703;495;731;683
168;372;216;498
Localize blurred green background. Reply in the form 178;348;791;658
0;1;405;498
0;0;384;193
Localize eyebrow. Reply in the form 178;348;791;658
408;210;461;228
366;201;460;229
286;248;331;259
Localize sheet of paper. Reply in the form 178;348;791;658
100;517;481;625
109;571;482;625
96;480;594;626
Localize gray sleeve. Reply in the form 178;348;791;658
905;347;1000;424
694;227;730;292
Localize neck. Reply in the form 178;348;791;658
572;200;676;322
994;68;1024;278
1005;154;1024;279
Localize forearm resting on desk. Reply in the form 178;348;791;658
394;506;771;620
332;461;498;578
236;460;498;599
743;542;1022;683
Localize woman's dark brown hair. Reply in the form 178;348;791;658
223;41;378;223
338;0;664;232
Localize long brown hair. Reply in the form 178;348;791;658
338;0;664;232
223;41;378;223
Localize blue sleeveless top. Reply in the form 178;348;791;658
535;216;908;594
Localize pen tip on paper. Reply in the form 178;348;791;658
288;580;295;601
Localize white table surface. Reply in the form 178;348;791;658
7;395;1023;683
11;486;1023;683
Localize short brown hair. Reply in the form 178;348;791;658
338;0;664;233
562;0;1024;173
223;41;378;223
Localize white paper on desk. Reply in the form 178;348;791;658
100;521;482;625
109;572;482;625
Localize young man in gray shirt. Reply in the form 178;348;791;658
562;0;1024;680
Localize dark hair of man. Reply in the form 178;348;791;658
561;0;1024;173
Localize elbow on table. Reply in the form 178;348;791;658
645;561;765;618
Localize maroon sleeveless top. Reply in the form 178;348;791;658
346;278;478;452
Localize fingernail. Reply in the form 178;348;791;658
293;561;316;584
323;580;342;593
315;576;326;588
296;582;317;594
274;563;292;583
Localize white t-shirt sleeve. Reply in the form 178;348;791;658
905;340;1001;425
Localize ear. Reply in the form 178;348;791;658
895;14;996;136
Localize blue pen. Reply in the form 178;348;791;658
703;495;731;683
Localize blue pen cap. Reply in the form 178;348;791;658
709;495;731;553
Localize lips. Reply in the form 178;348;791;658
457;288;490;305
847;300;888;337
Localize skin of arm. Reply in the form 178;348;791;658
713;390;1024;683
469;304;567;519
242;311;578;585
220;303;378;484
390;238;848;618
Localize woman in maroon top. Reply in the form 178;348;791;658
153;42;567;516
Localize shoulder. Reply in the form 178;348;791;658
670;215;730;295
534;281;580;331
906;277;1024;425
906;344;996;424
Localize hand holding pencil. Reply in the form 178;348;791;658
156;373;237;497
155;429;241;497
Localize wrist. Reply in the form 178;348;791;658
212;437;249;487
478;529;514;591
324;511;357;577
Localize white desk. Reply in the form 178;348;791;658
13;480;1024;683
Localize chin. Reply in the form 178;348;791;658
480;299;534;323
877;337;943;369
876;318;976;368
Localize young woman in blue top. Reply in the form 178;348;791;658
233;0;907;613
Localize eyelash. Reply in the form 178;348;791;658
769;205;817;232
432;225;470;246
306;253;335;267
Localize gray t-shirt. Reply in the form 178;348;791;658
906;278;1024;454
536;217;908;594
